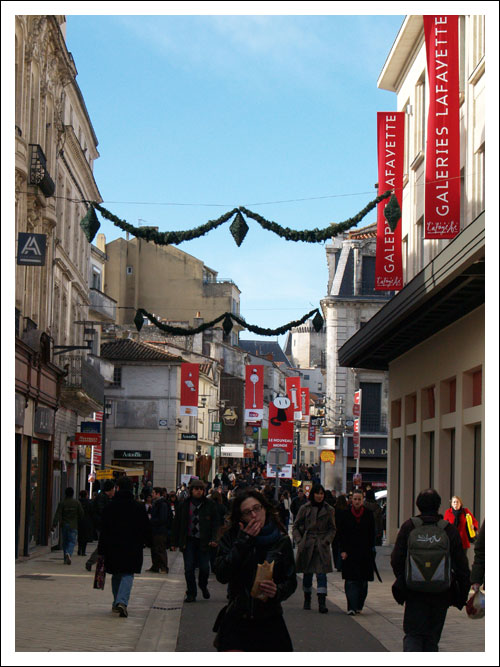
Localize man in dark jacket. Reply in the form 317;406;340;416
85;479;115;571
391;488;470;651
338;489;376;615
290;488;307;522
52;487;84;565
98;476;152;617
147;487;173;573
171;479;219;602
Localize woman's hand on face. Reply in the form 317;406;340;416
341;551;348;560
259;580;277;598
239;516;264;536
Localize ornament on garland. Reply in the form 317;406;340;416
384;194;402;232
133;307;324;338
80;190;394;247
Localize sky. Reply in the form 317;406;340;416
60;10;406;341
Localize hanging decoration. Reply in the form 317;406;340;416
384;194;402;233
80;190;393;245
133;307;324;337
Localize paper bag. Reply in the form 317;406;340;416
250;560;274;601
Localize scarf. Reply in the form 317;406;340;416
452;507;463;527
255;521;281;546
351;505;365;523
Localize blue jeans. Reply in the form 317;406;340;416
303;572;328;594
345;580;368;612
183;537;210;597
61;524;77;557
111;574;135;607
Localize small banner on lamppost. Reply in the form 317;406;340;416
180;363;199;416
286;377;302;420
245;365;264;421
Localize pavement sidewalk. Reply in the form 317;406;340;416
13;542;485;653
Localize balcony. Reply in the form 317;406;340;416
89;288;117;322
56;352;104;412
29;144;55;197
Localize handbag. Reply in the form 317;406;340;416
93;555;106;590
466;589;485;619
465;513;476;543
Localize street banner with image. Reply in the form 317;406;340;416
180;363;199;416
300;386;310;422
423;15;460;239
308;421;316;444
268;401;294;465
285;376;302;420
245;365;264;421
376;111;404;291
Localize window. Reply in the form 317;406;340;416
126;266;133;275
112;367;122;387
361;256;376;295
360;382;382;432
415;217;425;272
471;15;485;71
414;73;426;156
91;266;101;291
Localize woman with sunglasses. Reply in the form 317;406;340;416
213;489;297;652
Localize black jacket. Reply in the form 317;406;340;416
337;506;376;581
91;491;112;532
391;512;470;609
98;490;152;574
214;523;297;622
150;497;173;536
171;496;219;551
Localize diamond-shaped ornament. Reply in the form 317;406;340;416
229;211;249;247
384;194;402;232
312;310;324;332
134;310;145;332
222;313;234;336
80;205;100;243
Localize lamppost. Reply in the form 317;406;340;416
295;425;301;480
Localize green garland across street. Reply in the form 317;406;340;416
80;190;397;245
134;307;324;337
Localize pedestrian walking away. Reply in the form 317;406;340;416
443;495;479;553
391;488;471;652
147;486;173;573
171;478;219;602
213;489;297;652
293;483;336;613
77;489;94;556
364;488;384;546
470;520;485;593
98;476;152;618
85;479;115;571
337;488;376;615
52;487;84;564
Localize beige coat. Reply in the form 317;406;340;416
293;502;336;574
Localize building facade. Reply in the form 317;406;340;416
320;225;393;493
15;15;106;557
338;15;485;542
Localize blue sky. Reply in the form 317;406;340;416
63;12;405;340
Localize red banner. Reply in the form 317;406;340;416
353;389;362;417
424;15;460;239
308;422;316;445
300;387;310;422
286;377;302;420
245;365;264;421
268;401;294;464
75;433;101;446
180;363;199;416
93;445;102;466
376;112;404;291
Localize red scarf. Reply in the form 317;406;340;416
351;505;365;523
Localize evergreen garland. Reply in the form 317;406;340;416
134;307;324;337
84;190;393;246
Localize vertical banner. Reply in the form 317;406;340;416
353;418;360;459
300;387;310;422
353;389;362;417
180;363;199;416
245;365;264;421
423;15;460;239
268;399;294;477
376;112;404;291
286;377;302;420
308;421;316;445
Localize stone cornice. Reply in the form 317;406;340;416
61;126;101;202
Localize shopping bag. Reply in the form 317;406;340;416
93;556;106;590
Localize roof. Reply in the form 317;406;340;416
238;340;293;367
100;338;184;363
338;213;485;370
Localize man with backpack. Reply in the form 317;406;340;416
391;488;470;652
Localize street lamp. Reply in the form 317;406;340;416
295;426;301;479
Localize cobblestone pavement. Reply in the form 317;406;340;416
9;542;490;659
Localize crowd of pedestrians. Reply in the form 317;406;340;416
50;463;483;652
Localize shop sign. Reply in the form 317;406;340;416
34;407;54;434
113;450;151;459
181;433;197;441
96;469;114;480
75;433;101;446
211;422;222;432
221;445;244;458
17;232;47;266
80;421;101;434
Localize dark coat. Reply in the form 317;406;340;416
214;523;297;623
171;495;219;551
364;500;384;544
470;520;485;586
78;498;94;543
293;502;336;574
391;512;471;609
91;491;112;532
98;490;152;574
150;497;173;536
337;506;375;581
290;495;307;520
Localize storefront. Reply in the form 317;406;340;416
112;449;152;495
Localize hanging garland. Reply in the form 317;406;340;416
80;190;396;245
134;307;324;337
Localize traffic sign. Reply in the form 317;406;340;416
267;447;289;466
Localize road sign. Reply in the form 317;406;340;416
267;447;289;466
75;433;101;446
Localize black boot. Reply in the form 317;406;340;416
303;592;312;610
318;593;328;613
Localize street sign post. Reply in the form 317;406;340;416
267;447;289;501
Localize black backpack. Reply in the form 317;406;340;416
405;517;451;593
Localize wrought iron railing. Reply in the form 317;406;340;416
56;353;104;404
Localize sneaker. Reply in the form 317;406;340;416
184;594;196;603
64;554;71;565
347;610;356;616
200;587;210;599
111;605;120;613
116;603;128;617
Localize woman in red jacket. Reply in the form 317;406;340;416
444;496;479;552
